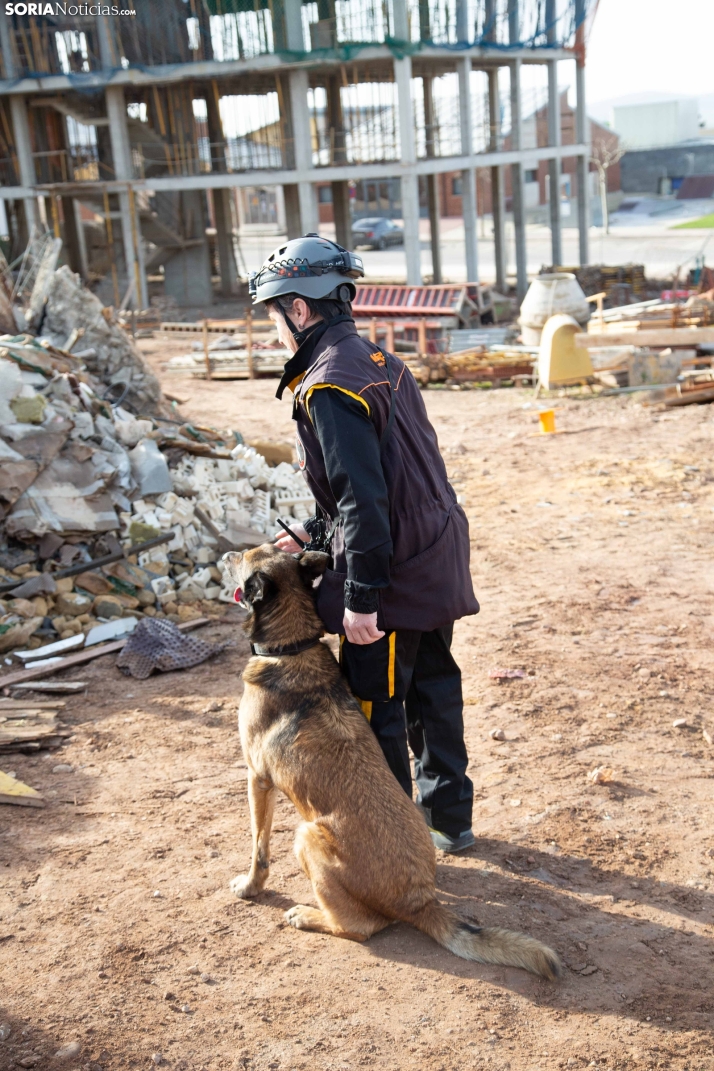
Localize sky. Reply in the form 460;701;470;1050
585;0;714;124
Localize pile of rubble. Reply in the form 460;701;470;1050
0;257;313;662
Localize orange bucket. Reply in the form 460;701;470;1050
538;409;556;434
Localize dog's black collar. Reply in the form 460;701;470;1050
250;635;322;657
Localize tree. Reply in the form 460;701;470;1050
590;144;625;235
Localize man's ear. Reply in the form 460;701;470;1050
292;296;310;327
296;551;329;580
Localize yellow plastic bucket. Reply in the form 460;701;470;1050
538;409;556;434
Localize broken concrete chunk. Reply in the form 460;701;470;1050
43;266;163;415
6;571;57;599
115;416;154;448
0;615;43;653
92;594;125;619
128;519;161;544
7;597;36;618
74;571;112;597
10;392;46;424
55;591;93;617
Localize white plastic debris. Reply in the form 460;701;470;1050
129;439;173;496
85;617;138;646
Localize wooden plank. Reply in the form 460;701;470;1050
10;682;86;694
578;327;714;348
0;699;66;709
0;771;44;808
0;618;210;690
0;720;60;745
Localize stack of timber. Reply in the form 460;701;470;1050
406;348;535;386
0;698;70;754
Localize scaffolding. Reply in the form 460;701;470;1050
0;0;595;303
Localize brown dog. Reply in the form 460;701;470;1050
222;544;560;980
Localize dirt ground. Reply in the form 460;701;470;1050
1;348;714;1071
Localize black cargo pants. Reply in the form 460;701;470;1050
340;625;473;838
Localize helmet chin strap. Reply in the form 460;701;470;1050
281;308;322;348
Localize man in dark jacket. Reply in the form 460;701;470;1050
249;234;479;853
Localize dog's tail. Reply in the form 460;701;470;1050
407;900;560;981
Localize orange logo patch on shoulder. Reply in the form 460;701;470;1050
370;350;386;366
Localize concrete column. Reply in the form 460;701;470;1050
96;15;117;68
326;73;350;247
298;184;318;235
106;85;145;307
507;0;520;44
455;0;469;41
509;59;527;299
60;196;83;275
575;41;590;265
206;83;238;295
9;97;37;230
284;0;305;50
394;54;421;285
457;57;478;283
332;182;351;248
547;59;562;267
73;199;89;279
0;8;17;79
289;69;318;234
487;68;506;293
423;75;441;284
132;191;149;309
213;189;238;294
283;184;302;239
393;0;409;39
106;85;132;180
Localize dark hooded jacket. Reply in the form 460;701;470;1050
283;318;479;635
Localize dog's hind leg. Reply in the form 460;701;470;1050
286;821;391;942
230;768;275;899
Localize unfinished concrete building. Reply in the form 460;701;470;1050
0;0;593;306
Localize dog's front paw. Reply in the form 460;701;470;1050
230;873;262;899
285;904;322;931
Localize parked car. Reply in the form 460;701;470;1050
351;217;404;250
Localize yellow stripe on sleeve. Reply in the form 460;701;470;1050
359;699;373;722
303;383;371;423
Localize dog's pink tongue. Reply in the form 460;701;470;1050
234;588;243;603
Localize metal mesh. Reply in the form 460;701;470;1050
116;619;229;680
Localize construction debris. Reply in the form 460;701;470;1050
116;618;229;679
10;681;86;694
0;618;211;689
0;770;45;808
0;249;314;681
588;766;615;785
42;266;164;416
0;698;70;754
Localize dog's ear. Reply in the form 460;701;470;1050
295;551;330;580
222;551;243;567
244;570;273;605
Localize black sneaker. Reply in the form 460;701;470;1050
429;828;476;854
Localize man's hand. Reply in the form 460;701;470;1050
343;609;385;646
274;522;309;553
